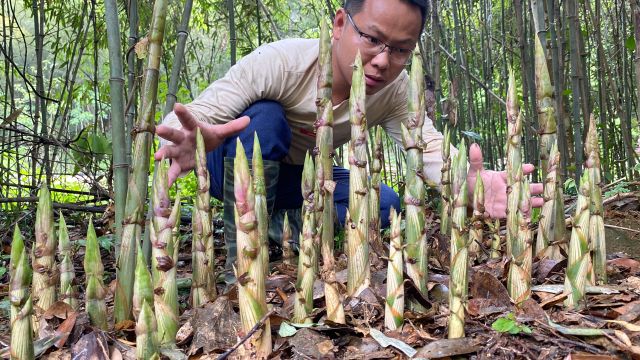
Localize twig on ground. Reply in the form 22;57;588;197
217;308;276;360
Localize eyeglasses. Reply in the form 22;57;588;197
346;12;414;65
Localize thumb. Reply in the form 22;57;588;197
468;143;484;172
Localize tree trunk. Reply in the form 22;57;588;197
567;0;584;182
164;0;194;116
228;0;237;66
105;0;128;255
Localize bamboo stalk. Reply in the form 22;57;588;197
85;219;108;330
10;227;33;360
469;171;484;259
440;126;452;236
314;16;344;323
191;193;210;308
346;51;370;296
535;142;564;259
385;209;404;331
194;128;215;304
506;69;523;259
105;0;128;253
33;184;56;313
151;159;179;346
253;133;270;279
294;153;317;324
58;213;78;310
136;300;160;360
586;115;606;285
282;212;294;266
534;33;558;178
402;47;427;298
234;139;271;358
448;142;468;339
508;179;533;303
564;172;592;309
115;0;169;324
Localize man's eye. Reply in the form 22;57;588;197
392;47;411;54
363;34;382;46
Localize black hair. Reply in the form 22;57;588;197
343;0;428;34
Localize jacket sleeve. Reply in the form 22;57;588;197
161;43;292;136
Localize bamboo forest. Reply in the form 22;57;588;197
2;0;640;358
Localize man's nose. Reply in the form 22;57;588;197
370;48;390;70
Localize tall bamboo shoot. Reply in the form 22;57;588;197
346;51;370;296
234;139;271;357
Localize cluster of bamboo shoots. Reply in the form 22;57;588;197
436;48;608;338
8;185;110;360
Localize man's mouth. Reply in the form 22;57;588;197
364;75;384;87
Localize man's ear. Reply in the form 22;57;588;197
333;9;347;40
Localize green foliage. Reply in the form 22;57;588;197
625;35;636;51
604;181;631;198
564;178;577;196
70;125;112;176
492;313;533;335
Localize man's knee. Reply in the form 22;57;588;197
207;100;291;199
223;100;291;161
380;184;401;228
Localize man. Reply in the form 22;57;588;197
155;0;543;275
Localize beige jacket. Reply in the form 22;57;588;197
163;38;447;186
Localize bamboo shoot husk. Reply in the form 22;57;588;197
58;213;78;309
586;115;606;285
402;47;427;298
346;51;370;296
294;153;317;324
469;171;484;259
564;172;592;309
10;225;34;360
385;209;404;331
33;184;56;313
448;142;468;339
234;139;271;358
508;179;533;303
314;17;344;323
506;69;523;259
85;219;108;330
151;159;180;346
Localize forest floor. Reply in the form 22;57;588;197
0;191;639;359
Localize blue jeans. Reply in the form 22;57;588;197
206;100;401;229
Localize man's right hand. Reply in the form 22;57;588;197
155;103;250;186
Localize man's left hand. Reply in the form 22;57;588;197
466;143;544;219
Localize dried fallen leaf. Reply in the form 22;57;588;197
44;301;74;320
605;319;640;332
608;258;640;273
54;311;77;348
414;337;482;359
71;331;110;360
470;271;511;305
176;321;193;346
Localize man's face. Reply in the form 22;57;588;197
332;0;422;98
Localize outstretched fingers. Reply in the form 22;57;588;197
173;103;199;130
211;116;250;140
154;144;180;161
167;161;184;187
468;143;485;172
